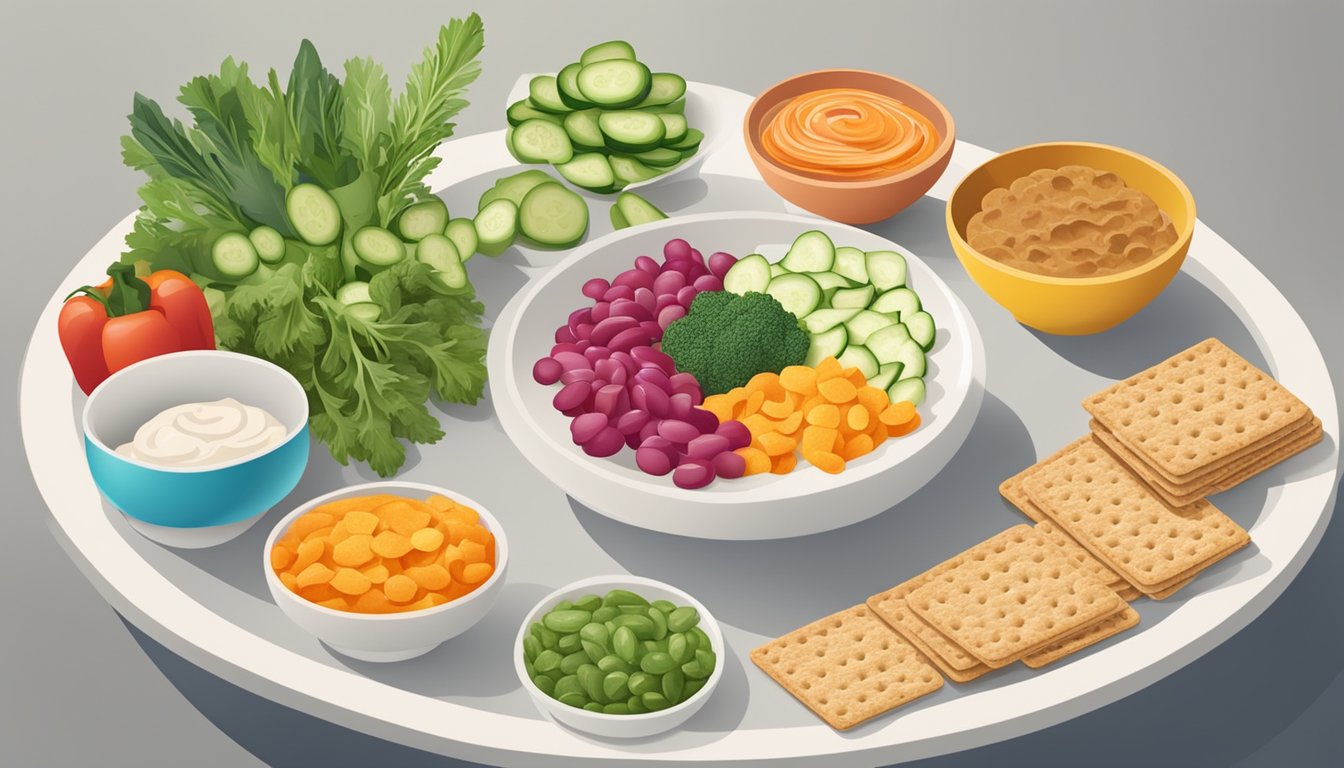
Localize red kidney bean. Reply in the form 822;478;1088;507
641;435;675;452
657;304;686;329
638;420;661;444
652;271;687;296
583;427;625;457
654;292;680;312
603;284;634;302
669;372;700;396
593;358;622;383
568;306;593;332
616;409;651;434
553;351;590;371
658;419;699;445
692;275;723;293
608;327;650;351
590;316;638;347
715;420;752;450
634;367;672;391
550;342;583;356
686;406;719;434
631;346;675;374
575;322;595;340
712;450;746;479
688;248;706;267
614;268;653;291
608;366;627;386
590;302;611;323
630;382;670;417
559;368;595;385
638;320;663;340
609;350;636;373
664;238;692;262
673;458;715;489
635;255;660;275
582;278;610;300
633;287;656;314
708;252;737;280
636;445;675;476
668;392;694;420
570;412;608;444
555;326;576;344
609;299;651;321
676;286;698;308
553;381;592;411
593;383;628;416
625;433;643;450
533;357;563;385
687;433;730;460
583;346;611;364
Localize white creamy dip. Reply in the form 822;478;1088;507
116;397;287;468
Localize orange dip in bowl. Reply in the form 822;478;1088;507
761;88;940;180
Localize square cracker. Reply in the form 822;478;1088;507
1035;519;1125;588
1083;338;1311;478
1023;604;1140;668
999;437;1094;522
751;604;944;730
868;580;991;683
1024;437;1250;592
905;525;1124;668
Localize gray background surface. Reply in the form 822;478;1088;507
3;1;1341;766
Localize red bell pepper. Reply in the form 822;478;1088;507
59;263;215;394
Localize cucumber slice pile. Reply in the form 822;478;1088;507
504;40;701;194
475;170;591;252
724;230;938;406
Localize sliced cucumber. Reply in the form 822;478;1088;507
247;226;286;264
557;153;616;191
510;119;573;164
613;192;667;228
905;311;936;351
632;73;687;108
769;263;789;278
212;232;260;278
838;345;880;379
641;98;685;115
844;310;898;345
444;218;478;263
345;302;382;323
781;230;836;273
867;362;903;391
395;197;449;242
766;273;822;318
806;325;848;367
416;233;468;290
286;183;342;246
518;182;589;249
830;284;875;309
336;281;372;306
577;59;652;109
610;205;629;230
507;99;562;127
479;169;554;210
556;63;594;110
562;109;605;151
599;111;666;152
833;246;868;284
866;250;909;291
869;287;922;318
888;377;926;407
801;307;860;334
722;253;771;295
609;155;661;185
528;75;570;114
892;338;926;380
865;323;914;365
580;40;637;66
352;226;406;267
665;129;703;154
634;147;682;167
656;113;688;144
474;199;518;257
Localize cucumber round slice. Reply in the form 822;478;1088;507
614;192;667;228
806;325;848;367
528;75;570;114
474;199;518;257
556;63;594;109
285;183;341;246
510;119;573;164
722;253;771;295
557;153;616;192
507;99;562;127
844;310;897;346
479;169;554;211
610;204;631;231
212;232;259;278
866;250;909;291
632;73;687;108
518;182;589;249
665;128;703;153
247;226;286;264
395;197;449;242
833;246;869;284
867;362;904;391
351;227;406;267
801;307;860;334
562;109;605;151
655;113;688;144
599;111;666;153
577;60;652;109
837;345;879;379
414;233;461;272
831;284;876;309
580;40;637;66
634;147;682;167
869;287;922;319
769;263;789;278
892;338;926;380
765;273;822;319
888;377;926;407
865;323;915;365
904;310;936;351
345;302;382;323
444;218;479;263
781;230;836;273
336;281;372;306
609;155;661;185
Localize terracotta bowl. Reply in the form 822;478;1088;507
743;69;955;224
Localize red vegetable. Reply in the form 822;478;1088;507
58;263;215;394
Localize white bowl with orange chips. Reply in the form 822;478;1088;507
263;481;508;662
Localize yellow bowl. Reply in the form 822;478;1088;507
946;142;1195;335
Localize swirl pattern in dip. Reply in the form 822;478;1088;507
117;397;287;468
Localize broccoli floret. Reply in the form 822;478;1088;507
661;291;811;395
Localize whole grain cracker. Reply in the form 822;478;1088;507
999;438;1096;522
751;604;944;730
1116;584;1143;601
1083;338;1310;478
1035;519;1125;588
867;579;991;682
1024;438;1250;591
905;525;1124;668
1023;604;1140;668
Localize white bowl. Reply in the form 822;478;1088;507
488;211;986;540
263;481;509;662
514;575;725;739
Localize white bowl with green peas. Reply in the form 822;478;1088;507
514;575;724;739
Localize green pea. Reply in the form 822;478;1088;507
684;678;705;700
544;609;593;634
602;670;629;700
603;702;630;715
532;674;555;696
627;671;657;696
523;635;542;662
641;691;671;711
557;631;582;654
523;659;536;680
667;606;699;633
668;633;690;664
662;667;684;703
690;626;710;650
640;651;677;675
627;695;647;714
578;663;606;702
651;599;676;615
695;648;717;676
654;638;670;653
612;626;638;663
597;654;633;674
574;594;603;612
647;607;668;640
534;649;562;673
618;604;649;615
603;589;649;607
558;691;587;709
539;626;559;650
580;622;609;649
583;702;604;713
604;620;618;635
554;674;583;699
529;622;545;642
613;614;656;639
592;606;619;623
641;640;659;656
682;660;707;680
545;667;564;684
566;649;596;675
582;639;607;664
684;627;701;652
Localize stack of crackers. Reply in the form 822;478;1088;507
751;338;1319;731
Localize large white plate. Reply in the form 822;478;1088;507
19;82;1340;766
489;212;984;539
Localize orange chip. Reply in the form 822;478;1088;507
383;574;418;603
301;526;334;545
756;431;797;457
737;446;772;475
779;365;818;395
741;389;766;417
847;403;871;432
867;421;889;449
279;571;298;592
408;593;450;612
288;512;336;540
857;386;889;414
375;499;432;536
410;527;445;552
270;545;294;571
328;520;353;544
803;449;846;474
371;530;413;559
296;562;335;589
292;539;325;573
742;412;779;437
405;564;451;591
888;411;922;437
814;357;843;379
770;452;798;474
362;563;390;584
802;425;838;454
316;494;402;517
352;590;398;614
879;401;917;427
818;376;858;403
806;403;840;428
300;584;343;603
459;524;493;548
458;539;487;564
843;367;867;387
746;371;785;400
461;562;494;585
442;504;479;526
776;410;804;435
700;394;736;423
318;598;352;611
761;396;794;419
425;495;455;513
330;567;373;596
843;432;875;461
332;534;375;567
343;510;380;536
